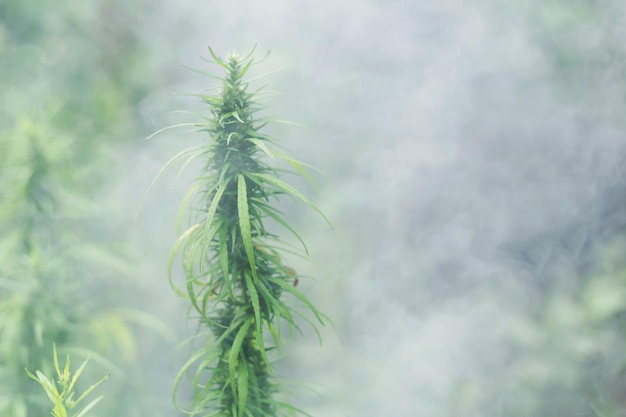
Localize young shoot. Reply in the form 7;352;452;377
25;344;109;417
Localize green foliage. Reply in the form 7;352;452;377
0;3;177;416
26;345;109;417
0;124;176;417
0;123;87;417
166;47;329;417
503;237;626;416
445;235;626;417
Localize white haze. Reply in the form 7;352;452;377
122;1;626;416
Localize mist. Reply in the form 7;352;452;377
3;1;626;416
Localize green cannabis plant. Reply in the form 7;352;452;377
0;115;168;417
26;345;109;417
165;47;330;417
0;121;86;417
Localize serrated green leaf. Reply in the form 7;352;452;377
168;223;201;297
229;319;253;400
243;271;268;366
268;277;326;327
237;174;257;282
202;178;230;249
246;138;274;160
256;202;308;255
237;357;249;417
252;173;332;228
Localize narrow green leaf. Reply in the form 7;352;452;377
73;396;104;417
168;223;200;280
68;356;90;393
173;346;218;412
73;373;110;406
229;319;253;400
237;174;257;282
208;46;229;70
246;138;274;160
202;178;230;248
256;203;308;255
237;356;249;417
291;307;324;345
26;370;58;401
145;122;203;141
243;271;268;367
268;277;326;326
253;173;332;228
240;44;259;65
257;279;302;338
53;344;61;379
274;149;325;187
256;281;287;346
232;111;244;123
62;354;70;383
219;111;244;125
176;184;202;232
176;150;205;183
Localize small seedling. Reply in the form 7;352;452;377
25;344;109;417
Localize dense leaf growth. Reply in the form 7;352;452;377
167;48;330;417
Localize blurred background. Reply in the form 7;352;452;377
1;1;626;416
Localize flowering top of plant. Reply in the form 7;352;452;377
164;47;330;417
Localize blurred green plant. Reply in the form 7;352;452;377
161;47;330;416
0;117;85;417
0;114;172;417
0;3;177;417
503;236;626;417
26;345;109;417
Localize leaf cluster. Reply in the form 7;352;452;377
26;345;109;417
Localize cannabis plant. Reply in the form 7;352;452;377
1;5;184;417
0;122;84;417
26;345;109;417
164;47;330;417
0;114;167;417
